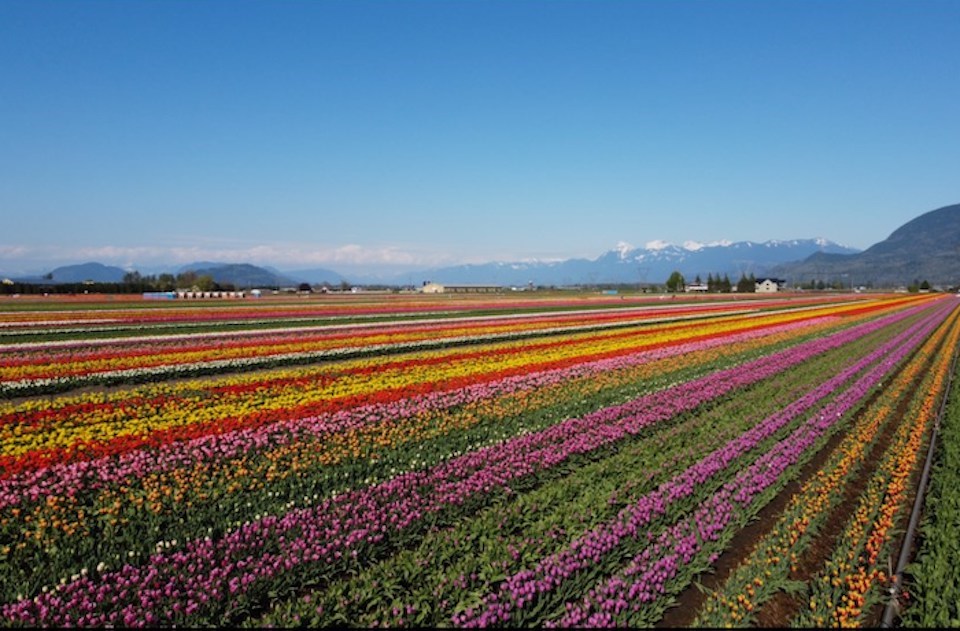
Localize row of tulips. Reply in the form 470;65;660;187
692;299;960;627
0;296;948;626
0;297;885;397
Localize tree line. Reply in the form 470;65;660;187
665;272;757;293
0;271;252;296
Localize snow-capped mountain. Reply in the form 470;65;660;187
402;238;859;286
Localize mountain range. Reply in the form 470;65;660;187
393;238;859;287
5;203;958;288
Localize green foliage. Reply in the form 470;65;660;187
737;273;756;293
665;270;685;293
706;273;732;293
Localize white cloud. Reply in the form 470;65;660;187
0;245;35;259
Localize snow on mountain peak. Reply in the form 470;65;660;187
645;239;672;251
615;241;633;259
682;240;704;252
814;237;844;248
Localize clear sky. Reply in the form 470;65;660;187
2;0;958;274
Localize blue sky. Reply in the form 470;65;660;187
1;0;958;274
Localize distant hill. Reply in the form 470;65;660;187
281;266;350;286
176;261;229;274
775;203;960;287
18;262;129;284
179;262;297;288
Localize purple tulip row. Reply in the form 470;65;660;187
458;300;953;627
1;302;940;626
0;314;837;511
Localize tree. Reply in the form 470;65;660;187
157;273;176;291
721;273;732;293
665;271;685;293
195;275;216;292
176;271;198;289
737;273;755;293
706;273;715;292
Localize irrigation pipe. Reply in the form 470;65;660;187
879;336;960;628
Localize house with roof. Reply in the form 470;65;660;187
755;277;786;293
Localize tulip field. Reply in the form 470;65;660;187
1;291;959;627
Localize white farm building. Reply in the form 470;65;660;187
755;278;785;293
420;282;502;294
